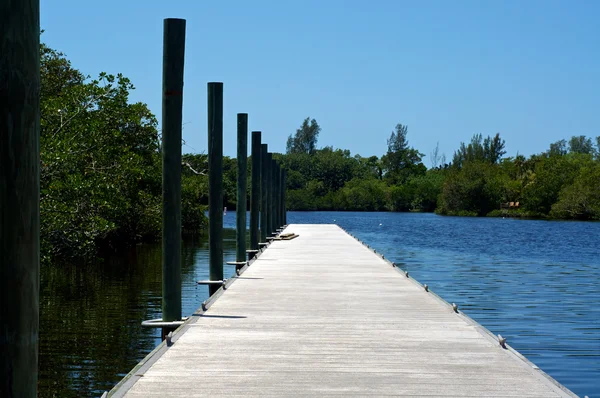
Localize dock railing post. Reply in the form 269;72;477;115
235;114;248;269
208;82;224;295
271;159;277;235
266;153;273;238
283;169;287;225
161;18;186;338
260;145;269;246
249;132;261;258
279;167;284;228
272;160;279;233
0;1;40;395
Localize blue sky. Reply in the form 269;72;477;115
41;0;599;164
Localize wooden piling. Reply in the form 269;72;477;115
283;169;287;225
271;161;278;231
279;167;285;228
260;145;268;244
274;162;281;230
161;18;186;323
235;114;248;264
266;153;273;237
250;132;261;253
208;82;224;295
0;2;41;396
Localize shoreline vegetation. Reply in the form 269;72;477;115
41;42;599;262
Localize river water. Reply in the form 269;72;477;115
39;212;599;397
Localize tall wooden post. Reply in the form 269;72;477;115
273;162;280;230
161;18;186;325
266;153;273;237
283;169;287;225
208;82;224;295
272;159;278;232
249;131;261;253
235;113;248;265
0;2;40;396
279;167;285;228
260;144;268;245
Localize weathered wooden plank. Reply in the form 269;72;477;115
112;224;576;397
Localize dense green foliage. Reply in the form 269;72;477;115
40;43;207;261
41;40;598;261
281;118;600;220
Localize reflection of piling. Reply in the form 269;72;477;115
249;132;262;257
208;82;224;296
0;1;41;396
260;145;269;245
161;18;186;329
235;114;248;267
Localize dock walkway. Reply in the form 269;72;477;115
111;224;575;397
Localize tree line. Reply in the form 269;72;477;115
40;41;599;262
281;118;600;222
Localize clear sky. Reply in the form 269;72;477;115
40;0;599;164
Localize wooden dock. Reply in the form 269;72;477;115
110;224;576;397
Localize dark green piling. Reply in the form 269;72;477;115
260;145;269;244
266;153;273;237
250;132;261;255
161;18;186;324
283;169;287;225
271;161;277;232
274;162;281;230
0;1;40;396
208;82;224;295
279;167;285;228
235;114;248;266
271;159;278;233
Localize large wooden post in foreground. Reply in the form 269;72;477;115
235;114;248;265
161;18;186;324
249;132;261;254
259;144;268;245
208;82;224;296
0;2;41;397
0;1;41;396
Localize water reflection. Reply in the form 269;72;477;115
39;230;239;397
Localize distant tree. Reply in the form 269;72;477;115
430;141;447;169
286;117;321;154
568;135;594;154
381;123;424;183
452;133;505;167
354;155;383;180
551;163;600;220
549;139;568;156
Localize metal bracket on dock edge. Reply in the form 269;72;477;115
226;261;248;273
246;249;259;260
141;318;188;328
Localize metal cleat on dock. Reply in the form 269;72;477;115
498;334;507;348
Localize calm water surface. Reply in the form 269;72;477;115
39;212;599;397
